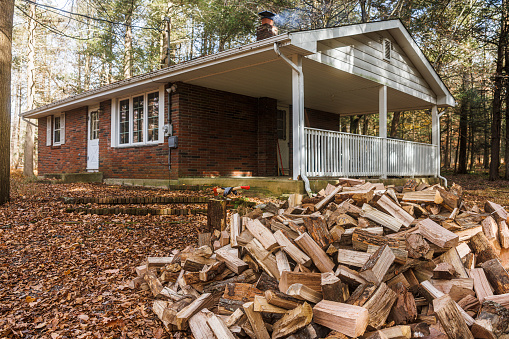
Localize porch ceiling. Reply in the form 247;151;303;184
178;49;435;115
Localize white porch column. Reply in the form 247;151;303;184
379;85;388;179
292;55;303;180
431;105;439;176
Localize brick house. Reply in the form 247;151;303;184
22;17;455;190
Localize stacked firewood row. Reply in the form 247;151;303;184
130;178;509;339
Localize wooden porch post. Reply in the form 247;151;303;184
431;105;439;177
292;55;303;180
379;85;388;179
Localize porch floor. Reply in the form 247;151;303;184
103;176;441;196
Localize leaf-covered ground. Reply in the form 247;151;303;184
0;175;235;339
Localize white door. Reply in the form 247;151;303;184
277;106;290;176
87;107;99;171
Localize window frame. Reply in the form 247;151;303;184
112;86;164;148
52;113;65;146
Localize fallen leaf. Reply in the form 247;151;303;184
77;314;89;321
104;269;119;274
25;296;35;303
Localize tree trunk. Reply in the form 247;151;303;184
350;115;361;134
23;1;36;178
390;111;401;138
123;14;133;79
444;112;450;169
0;0;14;204
457;73;469;174
490;1;506;180
505;39;509;179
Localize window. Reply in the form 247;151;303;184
119;99;130;144
90;111;99;140
115;89;162;147
133;95;144;143
52;113;65;146
147;92;159;142
277;109;286;140
383;38;392;61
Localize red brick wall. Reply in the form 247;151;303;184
38;107;88;174
174;83;278;177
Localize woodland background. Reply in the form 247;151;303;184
8;0;509;179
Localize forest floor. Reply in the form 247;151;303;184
0;173;271;339
0;171;507;339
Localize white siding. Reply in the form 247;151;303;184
310;31;436;104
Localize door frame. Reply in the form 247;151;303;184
87;106;100;172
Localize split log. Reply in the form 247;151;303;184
469;268;493;303
303;216;334;249
346;283;377;306
265;289;303;310
287;283;323;303
176;293;214;330
419;280;474;326
199;261;226;282
402;191;443;204
153;300;175;331
484;201;507;222
215;245;249;274
230;213;241;248
388;282;417;325
321;272;346;302
352;229;400;251
469;231;500;264
430;278;474;294
253;295;287;314
207;199;227;232
254;272;279;291
405;233;430;259
295;233;335;273
360;244;395;285
147;257;173;270
189;309;215;339
482;216;501;251
374;194;414;227
432;262;456;280
484;293;509;308
418;218;459;248
272;302;313;339
315;185;343;210
245;218;278;251
481;259;509;294
273;230;312;267
436;247;469;279
499;220;509;249
363;282;398;329
198;232;212;248
279;271;322;294
275;250;291;276
361;204;403;232
243;301;270;339
313;300;369;337
470;300;509;339
203;269;257;294
337;249;371;268
202;308;236;339
245;238;280;279
182;256;216;272
364;326;412;339
432;294;474;339
335;264;369;287
144;270;164;297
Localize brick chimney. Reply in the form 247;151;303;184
257;11;278;41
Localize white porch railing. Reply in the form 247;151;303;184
305;127;437;177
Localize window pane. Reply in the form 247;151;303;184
54;116;61;143
147;92;159;142
133;95;144;143
119;99;130;144
90;111;99;140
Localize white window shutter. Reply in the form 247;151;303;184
61;113;65;144
46;116;51;146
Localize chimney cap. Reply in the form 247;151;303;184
258;11;276;19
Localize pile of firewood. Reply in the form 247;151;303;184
130;178;509;339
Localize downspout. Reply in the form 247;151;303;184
274;42;312;196
437;108;448;187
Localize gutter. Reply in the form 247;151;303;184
273;42;312;197
22;116;38;128
437;108;448;187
